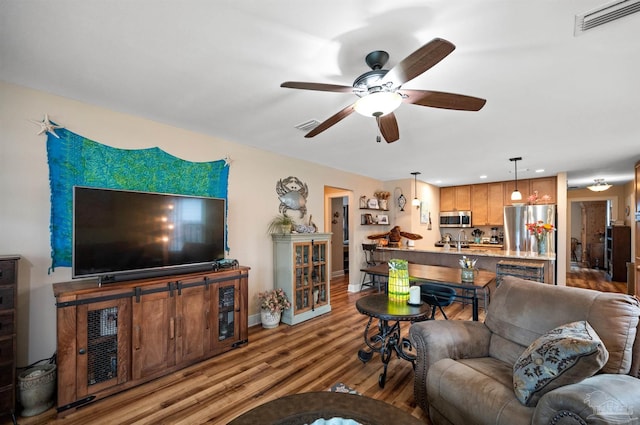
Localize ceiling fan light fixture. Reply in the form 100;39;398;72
587;179;612;192
354;91;402;117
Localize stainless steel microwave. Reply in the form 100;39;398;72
439;211;472;228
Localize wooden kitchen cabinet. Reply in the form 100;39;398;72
54;267;249;415
470;184;488;225
487;182;505;225
503;179;530;206
530;176;557;202
440;185;471;211
471;183;504;226
503;177;557;206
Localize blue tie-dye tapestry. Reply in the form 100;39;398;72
46;128;229;271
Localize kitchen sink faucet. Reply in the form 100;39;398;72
457;230;467;251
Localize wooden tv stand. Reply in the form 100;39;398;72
53;266;249;415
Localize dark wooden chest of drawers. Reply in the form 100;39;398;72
0;256;19;422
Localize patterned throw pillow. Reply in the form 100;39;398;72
513;320;608;407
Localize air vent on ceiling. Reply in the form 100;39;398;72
294;119;320;132
575;0;640;35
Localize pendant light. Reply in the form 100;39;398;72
587;178;611;192
509;157;523;202
411;171;421;208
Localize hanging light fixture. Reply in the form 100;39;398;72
411;172;421;208
509;157;523;201
587;178;612;192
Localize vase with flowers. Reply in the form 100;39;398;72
526;220;555;255
258;288;291;328
459;256;478;282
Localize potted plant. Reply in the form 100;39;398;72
267;213;295;234
258;288;291;328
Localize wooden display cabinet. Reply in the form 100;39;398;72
604;226;631;282
272;233;331;325
54;267;249;415
0;256;19;423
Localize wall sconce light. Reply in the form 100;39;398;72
509;157;522;202
587;179;612;192
411;171;421;209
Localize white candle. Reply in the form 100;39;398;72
409;286;421;304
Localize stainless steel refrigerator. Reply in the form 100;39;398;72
503;204;557;254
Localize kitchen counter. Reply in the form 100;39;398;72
376;246;556;283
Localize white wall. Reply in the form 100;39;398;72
0;81;385;365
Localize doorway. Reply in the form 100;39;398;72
325;187;352;279
570;200;609;269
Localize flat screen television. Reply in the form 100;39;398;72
73;186;226;282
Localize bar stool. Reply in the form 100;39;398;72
419;283;457;320
360;243;383;292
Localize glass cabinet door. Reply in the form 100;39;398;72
312;241;328;306
217;283;238;342
294;243;312;312
77;297;130;397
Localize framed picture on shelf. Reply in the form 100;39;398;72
365;213;374;224
367;198;379;209
377;214;389;225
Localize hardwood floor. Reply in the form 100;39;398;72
13;267;629;425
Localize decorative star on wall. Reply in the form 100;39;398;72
31;114;63;138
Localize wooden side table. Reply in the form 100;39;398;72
355;293;431;388
228;391;424;425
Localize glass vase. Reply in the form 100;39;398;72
537;235;547;255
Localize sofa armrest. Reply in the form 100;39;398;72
533;374;640;425
409;320;492;413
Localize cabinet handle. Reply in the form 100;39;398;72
176;316;182;338
78;348;86;355
205;310;210;330
169;318;175;340
134;325;141;350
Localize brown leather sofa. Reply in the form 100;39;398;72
409;276;640;425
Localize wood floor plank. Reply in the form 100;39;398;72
13;266;625;425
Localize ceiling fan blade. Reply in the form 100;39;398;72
381;38;456;88
402;89;486;111
377;113;399;143
305;104;356;138
281;81;354;93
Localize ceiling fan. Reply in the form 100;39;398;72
281;38;486;143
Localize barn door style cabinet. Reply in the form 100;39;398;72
53;267;249;414
272;233;331;325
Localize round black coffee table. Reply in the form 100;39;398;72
228;391;424;425
356;293;432;388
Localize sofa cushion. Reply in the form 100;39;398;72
513;320;608;407
427;358;533;425
485;276;640;374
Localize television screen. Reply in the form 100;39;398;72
73;186;226;280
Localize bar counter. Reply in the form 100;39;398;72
377;246;556;284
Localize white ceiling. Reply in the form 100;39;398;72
1;0;639;189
